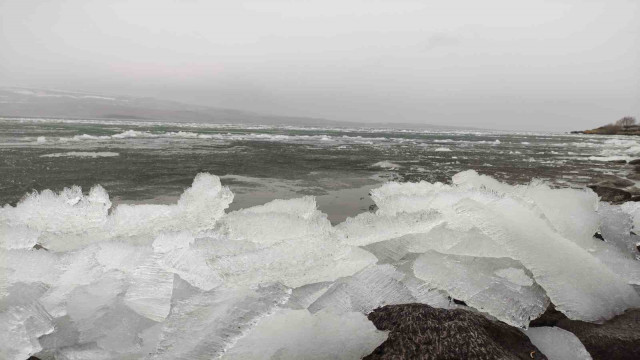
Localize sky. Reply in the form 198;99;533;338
1;0;638;131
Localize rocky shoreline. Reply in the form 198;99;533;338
361;165;640;360
587;159;640;203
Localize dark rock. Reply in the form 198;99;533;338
609;160;628;164
594;176;635;188
452;298;467;306
32;244;48;251
531;303;640;360
529;303;568;327
587;185;631;203
368;204;378;212
363;303;547;360
629;159;640;165
593;232;605;241
630;196;640;202
626;173;640;181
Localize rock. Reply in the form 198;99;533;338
629;159;640;165
363;303;547;360
609;160;628;164
626;186;640;196
626;173;640;181
32;244;48;251
630;196;640;202
593;232;605;241
594;176;635;188
531;304;640;360
587;185;631;203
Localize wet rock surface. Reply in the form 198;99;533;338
587;185;631;203
531;304;640;360
363;303;547;360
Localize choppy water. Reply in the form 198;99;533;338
1;117;638;222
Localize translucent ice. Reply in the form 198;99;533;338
308;264;416;314
2;170;639;359
222;308;387;360
150;283;290;359
524;327;592;360
413;251;548;327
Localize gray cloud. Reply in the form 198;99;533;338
0;0;638;131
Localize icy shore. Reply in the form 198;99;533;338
2;170;640;359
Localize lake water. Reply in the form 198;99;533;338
1;117;637;223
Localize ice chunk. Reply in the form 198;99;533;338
453;170;600;245
153;232;222;291
0;288;54;360
66;272;125;324
124;254;174;322
495;267;534;286
372;160;401;169
78;303;157;355
206;197;375;288
337;210;443;246
223;308;387;360
3;248;60;288
284;282;332;310
453;197;640;322
308;264;416;314
599;202;640;256
150;283;290;359
413;251;548;327
206;238;375;288
0;185;111;251
362;224;509;262
524;327;592;360
0;224;39;250
111;173;233;241
218;196;332;247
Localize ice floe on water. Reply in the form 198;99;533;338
371;160;401;169
40;152;120;158
1;171;640;359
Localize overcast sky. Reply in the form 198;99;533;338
1;0;638;130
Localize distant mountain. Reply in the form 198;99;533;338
0;87;475;130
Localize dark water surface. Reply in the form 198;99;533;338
1;117;637;223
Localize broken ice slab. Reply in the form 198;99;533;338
336;210;443;247
222;308;387;360
149;283;290;360
124;254;174;322
0;299;54;360
308;264;416;314
413;251;549;328
524;326;592;360
454;196;640;322
206;237;376;288
362;223;509;263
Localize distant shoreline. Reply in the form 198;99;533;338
571;127;640;136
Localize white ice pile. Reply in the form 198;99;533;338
1;170;640;359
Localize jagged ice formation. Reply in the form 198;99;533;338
1;170;639;359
